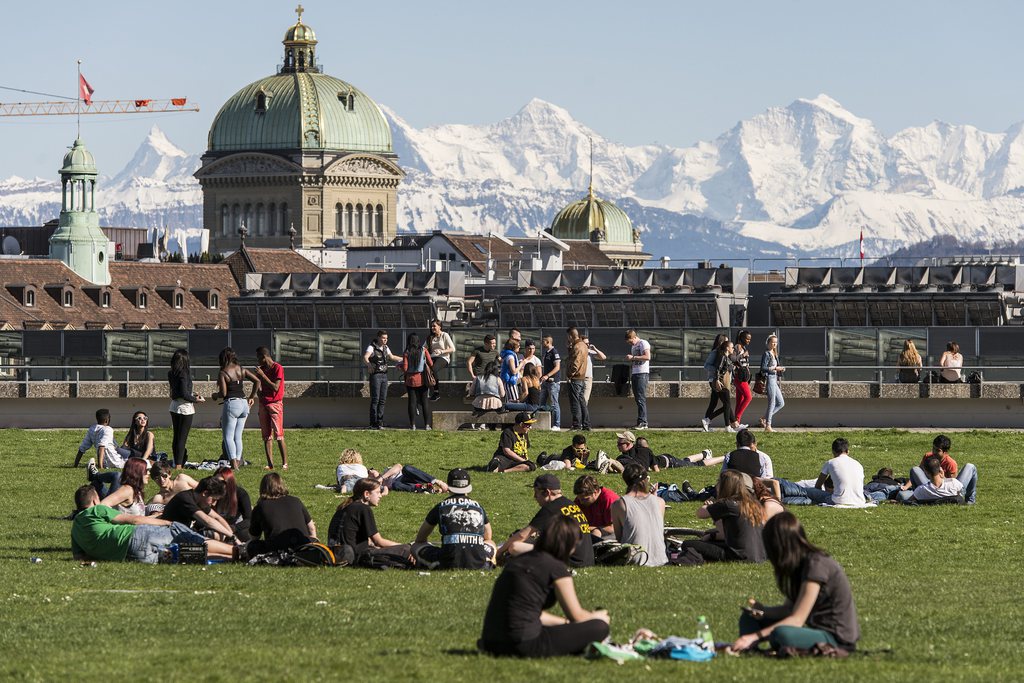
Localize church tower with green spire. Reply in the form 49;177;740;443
49;138;110;285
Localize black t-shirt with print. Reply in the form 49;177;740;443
542;347;561;381
425;495;490;569
481;549;571;646
494;427;530;459
528;495;594;567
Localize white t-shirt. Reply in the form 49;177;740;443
336;463;370;493
630;339;651;374
584;348;599;380
78;424;126;469
913;477;964;501
522;355;542;372
821;455;865;506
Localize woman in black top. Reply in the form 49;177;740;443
479;515;610;658
213;466;253;542
167;349;204;469
328;478;411;565
121;411;155;460
732;512;860;653
248;472;316;555
682;469;766;563
503;363;544;413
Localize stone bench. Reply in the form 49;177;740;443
433;410;552;432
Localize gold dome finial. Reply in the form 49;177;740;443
295;3;305;23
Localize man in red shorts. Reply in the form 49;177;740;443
254;346;288;470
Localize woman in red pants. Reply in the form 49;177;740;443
732;330;753;429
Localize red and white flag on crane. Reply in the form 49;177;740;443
79;74;95;105
859;229;865;260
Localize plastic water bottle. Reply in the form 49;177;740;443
696;615;714;651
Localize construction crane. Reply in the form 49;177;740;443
0;98;199;117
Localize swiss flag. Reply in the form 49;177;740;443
79;74;95;105
859;229;865;260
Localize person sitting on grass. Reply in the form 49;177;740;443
573;474;620;539
99;457;149;517
611;464;668;567
680;470;766;564
479;515;610;658
71;485;235;563
75;408;131;497
213;466;253;542
248;472;316;555
121;411;157;461
486;413;539;473
413;469;496;570
723;429;774;479
327;478;412;565
495;474;594;567
145;461;198;516
898;435;977;504
159;476;238;542
897;456;974;505
731;512;860;654
776;438;867;506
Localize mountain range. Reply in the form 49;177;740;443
3;94;1024;260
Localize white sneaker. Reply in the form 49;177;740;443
737;423;748;430
701;448;713;461
726;425;738;433
550;426;561;432
86;458;98;481
701;418;711;432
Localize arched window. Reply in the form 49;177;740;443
255;92;267;113
210;293;219;310
256;203;265;236
355;203;364;236
335;203;344;235
63;290;73;307
347;92;355;111
345;203;354;236
220;204;229;236
139;292;147;309
269;202;277;235
376;204;384;236
25;290;35;307
101;291;111;308
174;292;184;309
280;203;289;234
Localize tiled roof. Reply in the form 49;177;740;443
560;240;617;269
444;234;521;276
0;259;238;330
222;245;323;286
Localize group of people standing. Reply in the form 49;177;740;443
702;331;785;433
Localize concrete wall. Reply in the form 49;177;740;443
1;380;1021;429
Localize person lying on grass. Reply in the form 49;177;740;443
327;477;412;564
316;450;447;494
479;514;610;658
71;485;235;564
145;461;198;516
495;474;594;568
731;511;860;654
897;455;975;505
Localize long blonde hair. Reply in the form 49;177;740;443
899;340;921;366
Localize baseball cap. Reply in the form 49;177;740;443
616;430;637;443
532;473;561;491
447;468;472;495
515;412;537;425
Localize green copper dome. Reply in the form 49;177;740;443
549;189;636;245
207;12;392;154
60;138;97;176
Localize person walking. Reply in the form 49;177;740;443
565;327;590;431
539;335;562;432
700;333;729;432
732;330;753;428
211;347;259;469
401;333;433;430
704;337;740;432
760;335;785;432
254;346;288;470
363;330;402;431
168;349;205;470
625;329;651;430
580;334;606;404
426;319;455;401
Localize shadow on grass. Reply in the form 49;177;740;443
442;649;482;657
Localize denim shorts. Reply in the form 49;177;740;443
127;522;206;564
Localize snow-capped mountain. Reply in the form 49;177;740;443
4;96;1024;259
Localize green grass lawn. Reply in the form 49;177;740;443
1;427;1019;682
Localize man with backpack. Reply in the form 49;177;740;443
363;330;403;431
413;469;496;569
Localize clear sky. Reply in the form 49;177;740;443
2;0;1023;178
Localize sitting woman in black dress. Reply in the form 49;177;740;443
479;514;610;658
681;469;766;563
248;472;316;556
327;478;410;563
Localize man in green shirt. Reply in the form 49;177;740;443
71;486;235;563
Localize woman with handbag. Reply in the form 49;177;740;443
732;330;753;428
426;319;455;401
401;333;434;430
705;339;740;432
760;335;785;432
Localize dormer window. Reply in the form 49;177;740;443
25;290;35;307
210;293;220;310
101;291;111;308
338;91;355;111
139;292;147;309
255;92;268;113
174;292;184;309
63;291;74;307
